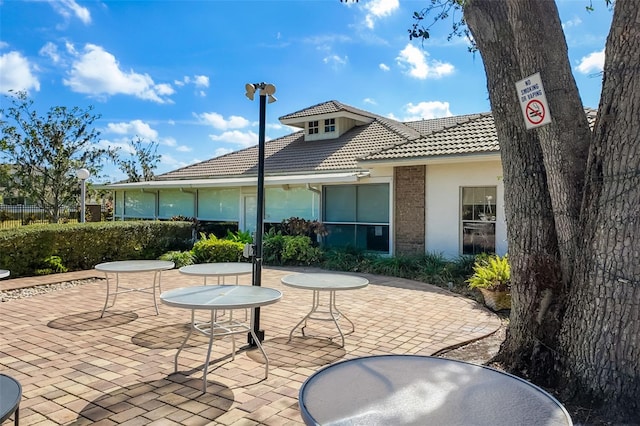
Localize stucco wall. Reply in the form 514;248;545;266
425;160;506;259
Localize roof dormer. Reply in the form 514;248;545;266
280;100;376;141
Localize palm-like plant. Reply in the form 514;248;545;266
466;255;510;292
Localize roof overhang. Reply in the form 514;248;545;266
357;152;501;168
97;171;364;190
281;111;375;129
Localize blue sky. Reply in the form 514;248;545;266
1;0;613;182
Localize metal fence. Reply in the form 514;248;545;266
0;204;106;230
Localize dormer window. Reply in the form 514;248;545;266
308;120;319;135
324;118;336;133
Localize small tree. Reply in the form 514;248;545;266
0;91;114;222
115;137;161;182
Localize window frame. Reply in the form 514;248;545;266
308;120;319;135
324;118;336;133
460;186;497;255
322;183;390;253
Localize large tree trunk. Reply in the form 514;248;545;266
465;0;639;420
464;0;566;385
560;0;640;419
506;0;590;283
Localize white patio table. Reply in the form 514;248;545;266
95;260;174;317
160;284;282;392
299;354;573;426
281;272;368;347
178;262;252;285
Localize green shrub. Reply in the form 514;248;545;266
466;254;511;291
281;235;323;265
159;250;194;268
225;229;253;244
280;217;327;239
191;233;244;263
35;255;68;275
262;231;323;265
369;254;421;278
263;229;286;265
0;220;192;277
321;246;374;272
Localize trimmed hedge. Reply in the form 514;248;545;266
0;221;192;277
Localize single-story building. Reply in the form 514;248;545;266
102;100;507;259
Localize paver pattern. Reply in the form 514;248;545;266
0;266;501;425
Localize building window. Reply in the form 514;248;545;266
322;183;389;253
324;118;335;133
308;120;319;135
461;186;497;255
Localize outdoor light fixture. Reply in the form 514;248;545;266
76;168;90;223
245;82;277;345
245;83;277;103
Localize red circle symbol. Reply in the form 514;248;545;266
525;100;545;125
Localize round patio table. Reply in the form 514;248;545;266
0;373;21;426
161;285;282;392
299;354;573;426
0;270;9;279
95;260;175;317
281;272;368;347
179;262;252;285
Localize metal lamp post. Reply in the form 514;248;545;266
245;82;277;345
76;168;90;223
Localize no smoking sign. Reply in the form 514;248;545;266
526;99;545;124
516;72;552;129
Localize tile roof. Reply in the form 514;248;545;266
279;100;378;121
157;119;414;180
156;102;597;181
363;113;499;161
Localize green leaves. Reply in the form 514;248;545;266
466;255;510;291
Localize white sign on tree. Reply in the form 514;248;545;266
515;72;552;130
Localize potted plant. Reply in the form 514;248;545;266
466;254;511;311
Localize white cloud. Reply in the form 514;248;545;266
396;44;454;80
162;137;177;147
176;145;192;152
576;49;605;74
402;101;453;121
379;63;390;72
158;153;187;170
97;137;134;154
175;74;209;94
63;43;174;103
364;0;399;29
64;41;77;55
197;112;250;130
323;54;348;68
363;98;377;105
0;41;8;49
562;16;582;30
0;51;40;94
267;123;285;131
39;42;61;63
105;120;158;139
304;34;352;46
194;75;209;88
209;130;258;147
49;0;91;25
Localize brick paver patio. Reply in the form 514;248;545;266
0;266;501;425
